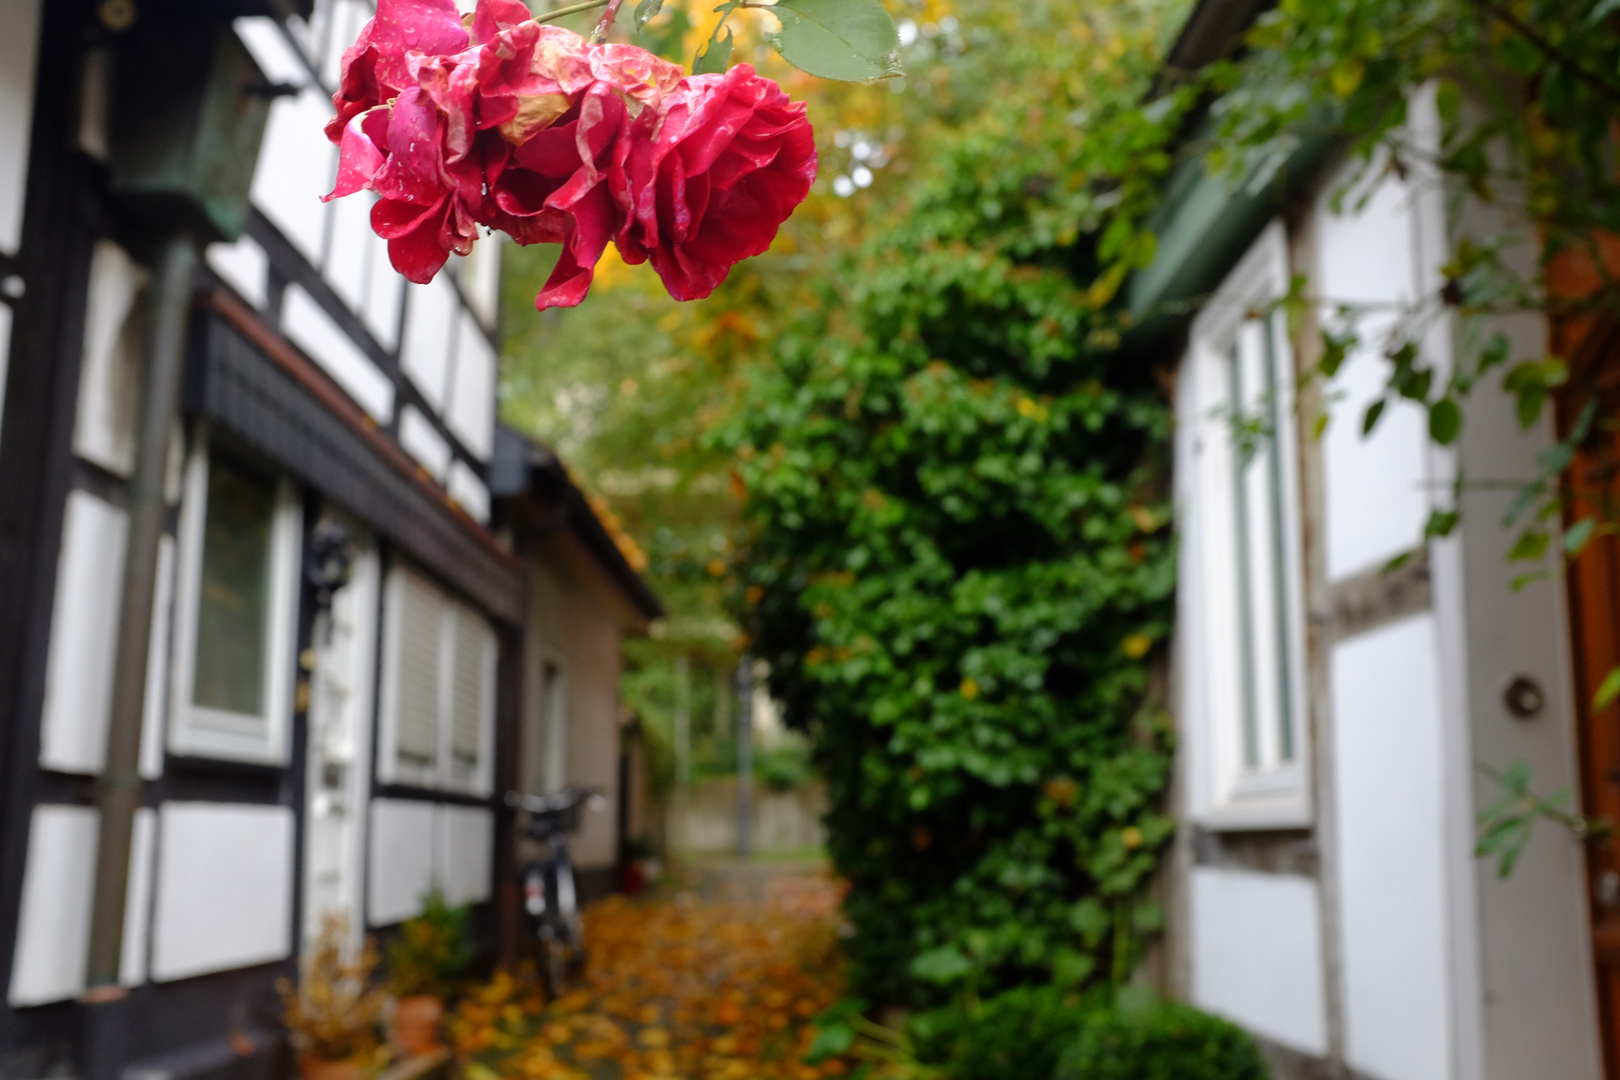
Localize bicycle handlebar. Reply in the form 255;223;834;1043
504;787;605;816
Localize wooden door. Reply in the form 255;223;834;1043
1560;311;1620;1078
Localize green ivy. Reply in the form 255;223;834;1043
718;0;1192;1007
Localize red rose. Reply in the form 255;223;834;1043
320;1;816;309
614;63;817;302
366;88;481;283
484;83;630;308
324;0;468;143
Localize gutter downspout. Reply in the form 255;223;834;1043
84;234;196;995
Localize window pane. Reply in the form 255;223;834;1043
1261;317;1297;762
1227;342;1261;769
193;456;277;715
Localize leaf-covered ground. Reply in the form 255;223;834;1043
452;862;853;1080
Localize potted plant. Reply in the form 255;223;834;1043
279;913;386;1080
385;888;472;1056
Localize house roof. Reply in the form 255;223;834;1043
1122;0;1334;355
489;424;666;623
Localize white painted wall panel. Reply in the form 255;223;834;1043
453;235;502;329
1333;614;1451;1080
120;808;156;986
0;304;14;443
368;798;437;925
1190;867;1327;1055
283;285;394;423
251;89;335;264
401;279;457;410
447;311;496;460
0;0;41;255
1316;166;1432;581
8;806;96;1006
327;189;374;314
437;805;494;906
9;806;159;1005
206;236;268;309
151;803;294;982
399;406;451;482
448;460;491;524
364;243;405;350
139;534;175;780
73;240;148;477
40;491;128;775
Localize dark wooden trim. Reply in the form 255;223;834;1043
0;1;103;1058
246;210;489;482
194;290;523;625
1322;546;1432;643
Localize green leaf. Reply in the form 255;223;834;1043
1424;508;1459;539
805;1022;857;1063
1052;949;1096;987
1509;528;1550;562
1596;665;1620;710
909;944;973;984
766;0;902;82
1565;516;1597;557
693;27;733;74
1362;398;1386;436
1429;398;1462;445
1319;329;1355;378
633;0;664;28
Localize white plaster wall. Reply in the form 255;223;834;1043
206;236;268;309
0;0;41;256
447;460;490;524
369;798;437;925
1332;614;1451;1080
1189;867;1328;1055
326;189;374;314
447;311;496;460
1316;163;1433;582
399;406;452;481
0;304;14;444
282;285;394;423
150;803;294;982
8;805;155;1005
39;491;128;774
437;805;494;906
8;806;95;1006
401;279;458;411
240;13;334;265
73;239;148;477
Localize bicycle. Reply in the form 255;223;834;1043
505;787;602;998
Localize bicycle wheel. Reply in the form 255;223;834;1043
538;928;568;1001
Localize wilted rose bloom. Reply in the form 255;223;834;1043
615;63;817;302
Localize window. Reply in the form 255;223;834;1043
540;661;567;794
170;434;301;764
1179;224;1311;827
377;563;496;795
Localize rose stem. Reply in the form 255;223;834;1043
531;0;611;27
589;0;627;43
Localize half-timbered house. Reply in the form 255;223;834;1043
0;3;659;1078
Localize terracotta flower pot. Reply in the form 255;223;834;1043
392;994;445;1055
298;1056;366;1080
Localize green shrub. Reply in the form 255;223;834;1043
1053;996;1268;1080
386;888;473;999
944;985;1099;1080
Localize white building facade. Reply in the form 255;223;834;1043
1151;5;1607;1078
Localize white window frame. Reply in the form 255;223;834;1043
168;430;302;765
1179;223;1312;829
376;562;497;796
